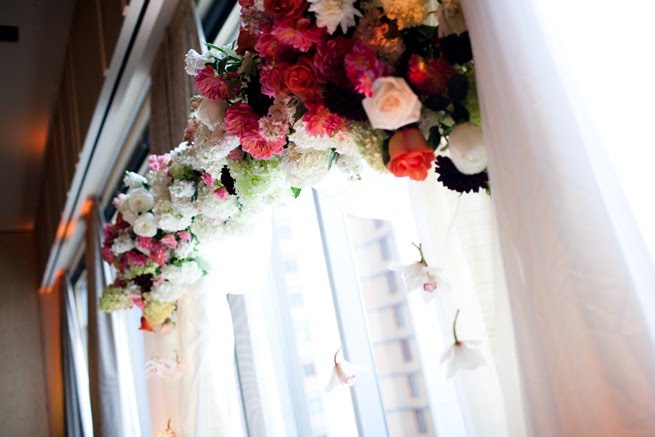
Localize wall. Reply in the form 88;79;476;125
0;232;50;436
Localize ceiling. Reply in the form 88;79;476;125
0;0;76;231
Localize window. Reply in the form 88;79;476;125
407;374;420;397
414;408;428;434
400;339;412;362
379;238;391;261
392;304;405;328
385;271;398;294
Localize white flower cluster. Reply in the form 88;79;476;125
114;172;157;237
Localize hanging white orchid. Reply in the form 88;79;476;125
389;243;451;302
440;309;486;379
325;347;368;392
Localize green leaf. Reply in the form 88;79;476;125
327;148;339;170
427;126;441;150
291;187;302;198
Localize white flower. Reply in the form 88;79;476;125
133;212;158;237
280;145;331;187
440;309;486;379
325;348;368;392
437;0;468;38
127;188;154;213
197;186;239;220
185;49;212;76
153;200;194;232
150;281;189;302
448;122;486;175
309;0;362;35
389;243;451;302
174;239;196;259
124;171;147;189
111;232;135;254
362;77;421;130
161;261;203;285
169;180;196;200
196;97;228;130
289;120;358;155
440;340;486;379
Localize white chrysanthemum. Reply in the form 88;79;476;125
197;186;240;220
289;121;359;156
133;213;158;237
149;281;189;303
124;171;147;189
147;170;172;202
161;261;204;285
127;188;154;213
280;145;331;187
176;132;238;178
111;232;135;254
185;49;212;76
169;180;195;200
309;0;362;34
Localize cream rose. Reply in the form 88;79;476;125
448;123;487;174
123;171;147;189
362;77;422;131
196;97;228;130
127;188;154;213
133;212;158;237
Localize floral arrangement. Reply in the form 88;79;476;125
100;0;486;330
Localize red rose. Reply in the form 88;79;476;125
284;57;320;103
406;54;457;96
387;128;435;181
263;0;307;19
236;27;257;55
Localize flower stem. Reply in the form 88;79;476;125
452;309;461;345
412;242;427;266
334;347;343;366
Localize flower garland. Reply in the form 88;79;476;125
100;0;486;330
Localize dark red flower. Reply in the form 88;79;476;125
263;0;307;19
224;103;259;137
284;57;321;103
314;37;354;88
407;55;457;96
271;18;324;53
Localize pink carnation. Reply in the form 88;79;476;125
195;66;238;99
160;234;178;249
225;103;260;137
302;105;345;137
148;154;172;172
101;246;116;264
227;148;244;161
149;243;169;265
103;223;117;242
136;236;155;254
271;18;324;53
345;43;390;96
241;131;286;160
125;251;148;267
177;230;191;242
214;187;228;200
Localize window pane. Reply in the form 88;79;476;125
346;216;435;437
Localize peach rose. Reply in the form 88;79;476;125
387;128;435;181
362;77;421;130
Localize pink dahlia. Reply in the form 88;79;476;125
195;66;238;99
271;18;325;53
241;131;286;160
344;43;390;96
225;103;259;137
302;105;345;137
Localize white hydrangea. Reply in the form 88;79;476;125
149;281;189;303
189;215;226;243
153;200;194;232
111;232;135;254
280;145;331;187
228;158;293;210
169;180;196;200
196;186;240;220
124;171;147;189
161;261;204;285
147;170;172;202
174;239;196;259
336;153;366;181
185;49;212;76
289;121;359;156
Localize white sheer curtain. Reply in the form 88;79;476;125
463;0;655;435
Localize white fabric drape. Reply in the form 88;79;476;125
463;0;655;435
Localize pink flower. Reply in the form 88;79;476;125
148;154;172;172
260;64;288;97
241;131;286;160
125;251;148;267
177;230;191;242
227;148;244;161
344;43;390;96
160;234;178;249
201;172;215;188
149;243;169;265
133;296;145;309
103;223;117;242
136;236;155;254
302;105;345;137
214;187;228;200
255;33;289;59
101;246;116;264
194;67;238;99
225;103;259;137
271;18;324;53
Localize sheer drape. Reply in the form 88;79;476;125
85;199;142;436
463;0;655;435
58;271;94;436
